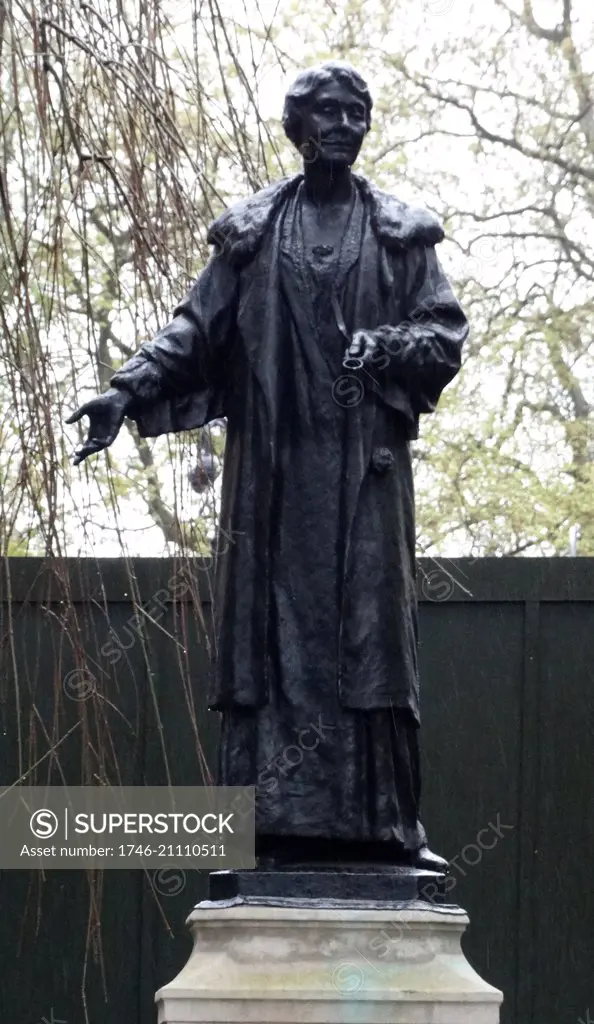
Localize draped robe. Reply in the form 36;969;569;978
111;173;469;854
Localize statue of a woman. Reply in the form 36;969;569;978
68;62;468;872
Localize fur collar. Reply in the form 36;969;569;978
207;173;444;267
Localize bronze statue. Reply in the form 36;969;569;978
67;62;468;874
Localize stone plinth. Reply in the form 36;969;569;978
156;901;502;1023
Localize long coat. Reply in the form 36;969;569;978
111;173;469;722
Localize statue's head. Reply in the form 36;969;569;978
282;61;372;168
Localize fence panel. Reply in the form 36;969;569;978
1;557;592;1024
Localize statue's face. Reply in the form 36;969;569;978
298;79;367;167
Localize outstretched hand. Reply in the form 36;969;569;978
66;388;132;465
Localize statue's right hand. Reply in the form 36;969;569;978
65;387;133;465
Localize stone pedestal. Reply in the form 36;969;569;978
156;901;502;1023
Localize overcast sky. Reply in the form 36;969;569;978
60;0;593;556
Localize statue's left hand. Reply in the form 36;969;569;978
346;329;379;366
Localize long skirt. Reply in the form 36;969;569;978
218;697;426;856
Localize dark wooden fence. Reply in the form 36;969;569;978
1;557;593;1024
